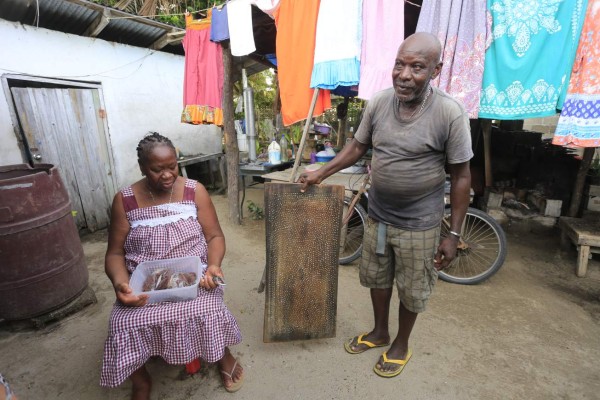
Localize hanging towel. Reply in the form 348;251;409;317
553;0;600;147
274;0;331;126
358;0;404;101
416;0;490;119
227;0;256;57
182;12;224;126
479;0;588;120
310;0;362;90
210;5;229;42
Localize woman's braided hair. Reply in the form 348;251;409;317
136;132;176;164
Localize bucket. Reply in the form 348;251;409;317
237;134;249;152
0;164;89;320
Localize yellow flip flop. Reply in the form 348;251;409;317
344;333;390;354
373;349;412;378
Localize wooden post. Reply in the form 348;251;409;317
481;118;493;187
336;97;349;149
289;88;320;183
222;42;241;225
568;147;595;217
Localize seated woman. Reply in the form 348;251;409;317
100;132;243;399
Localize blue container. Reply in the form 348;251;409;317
315;155;335;163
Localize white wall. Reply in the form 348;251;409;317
0;19;222;189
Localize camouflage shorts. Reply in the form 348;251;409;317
359;218;440;313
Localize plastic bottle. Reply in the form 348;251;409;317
268;139;281;165
279;134;289;162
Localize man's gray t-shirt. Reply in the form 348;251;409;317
354;87;473;230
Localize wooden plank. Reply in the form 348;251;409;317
577;245;590;277
263;167;367;193
68;88;111;230
263;182;344;342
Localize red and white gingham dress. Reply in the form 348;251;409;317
100;179;242;388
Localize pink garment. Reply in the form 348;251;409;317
182;22;223;111
416;0;490;119
358;0;405;100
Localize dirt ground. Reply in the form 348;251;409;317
1;185;599;400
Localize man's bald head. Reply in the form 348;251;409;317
399;32;442;65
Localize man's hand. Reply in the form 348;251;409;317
115;282;149;307
434;236;459;271
298;170;323;192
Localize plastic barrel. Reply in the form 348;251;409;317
0;164;88;320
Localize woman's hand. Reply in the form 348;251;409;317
115;282;149;307
200;264;224;290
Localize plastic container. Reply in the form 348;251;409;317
279;134;289;162
315;155;335;163
130;256;203;303
268;139;281;165
313;122;331;135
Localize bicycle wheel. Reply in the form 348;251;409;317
339;196;367;265
438;207;507;284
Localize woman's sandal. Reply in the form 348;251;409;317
220;358;244;393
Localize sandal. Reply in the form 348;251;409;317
220;358;244;393
344;333;390;354
373;349;412;378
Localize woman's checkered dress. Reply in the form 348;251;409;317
100;179;242;387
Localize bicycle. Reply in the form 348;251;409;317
339;175;507;285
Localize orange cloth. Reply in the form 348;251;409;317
274;0;331;126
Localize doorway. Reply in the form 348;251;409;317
3;76;115;232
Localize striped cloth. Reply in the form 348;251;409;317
100;179;242;388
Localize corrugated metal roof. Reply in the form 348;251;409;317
0;0;277;73
0;0;185;55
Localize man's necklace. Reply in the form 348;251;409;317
395;85;432;120
147;181;174;204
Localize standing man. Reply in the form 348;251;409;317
299;32;473;378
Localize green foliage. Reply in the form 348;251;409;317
246;200;264;220
90;1;227;29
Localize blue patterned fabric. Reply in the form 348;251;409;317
479;0;588;119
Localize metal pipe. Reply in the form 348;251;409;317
242;68;257;161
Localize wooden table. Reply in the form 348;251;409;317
238;161;294;218
177;153;225;189
559;216;600;277
262;166;367;194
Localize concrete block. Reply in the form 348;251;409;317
485;190;504;209
486;208;509;225
543;199;562;217
531;215;558;228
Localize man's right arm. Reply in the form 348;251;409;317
298;139;369;191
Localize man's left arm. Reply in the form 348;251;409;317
434;161;471;270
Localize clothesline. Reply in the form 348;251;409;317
404;0;421;7
106;8;210;21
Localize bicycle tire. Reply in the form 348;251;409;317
438;207;507;285
339;196;367;265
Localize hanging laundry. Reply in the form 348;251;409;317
311;0;362;90
358;0;404;101
274;0;331;126
479;0;588;120
416;0;489;119
553;0;600;147
227;0;256;57
251;0;280;18
210;4;229;42
182;11;224;126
